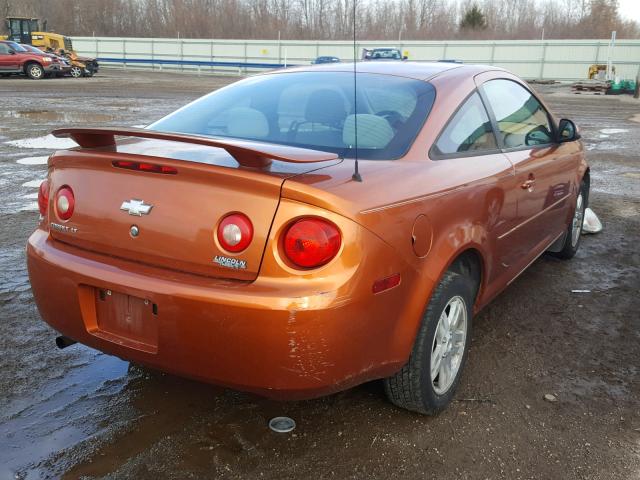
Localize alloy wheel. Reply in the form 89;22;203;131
431;295;468;395
29;65;43;79
571;192;584;247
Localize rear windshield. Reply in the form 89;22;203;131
149;71;435;160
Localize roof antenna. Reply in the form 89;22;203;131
351;0;362;182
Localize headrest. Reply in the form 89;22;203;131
226;107;269;138
342;114;394;149
305;89;347;125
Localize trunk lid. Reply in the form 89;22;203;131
47;138;340;281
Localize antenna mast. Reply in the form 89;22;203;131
351;0;362;182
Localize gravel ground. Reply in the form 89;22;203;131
0;69;639;480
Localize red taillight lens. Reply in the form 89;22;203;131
217;213;253;253
38;180;49;216
283;218;341;269
55;186;75;220
112;160;177;175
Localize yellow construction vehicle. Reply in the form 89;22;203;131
2;16;99;76
588;64;615;80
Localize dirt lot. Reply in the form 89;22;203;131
1;69;639;480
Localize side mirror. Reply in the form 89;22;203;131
8;49;16;55
558;119;579;142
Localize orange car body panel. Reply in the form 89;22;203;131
27;62;588;399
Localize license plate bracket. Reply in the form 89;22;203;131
91;289;158;353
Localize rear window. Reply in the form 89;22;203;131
149;72;435;160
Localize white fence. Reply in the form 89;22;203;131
71;37;640;81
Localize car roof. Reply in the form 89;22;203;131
278;61;494;81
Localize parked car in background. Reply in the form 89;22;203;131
51;48;98;77
312;55;340;64
20;43;72;77
362;47;407;61
28;62;589;415
0;40;62;79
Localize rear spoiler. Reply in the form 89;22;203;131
52;127;339;168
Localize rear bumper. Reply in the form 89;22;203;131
27;229;418;399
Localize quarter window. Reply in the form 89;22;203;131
434;92;497;155
483;79;553;148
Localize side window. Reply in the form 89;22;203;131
483;79;553;148
434;92;497;155
0;43;10;55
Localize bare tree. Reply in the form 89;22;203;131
1;0;637;40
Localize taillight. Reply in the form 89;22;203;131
55;186;75;220
112;160;177;175
283;218;341;269
38;180;49;216
217;213;253;253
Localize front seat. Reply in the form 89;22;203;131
290;89;347;145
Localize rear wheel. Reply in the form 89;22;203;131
26;63;44;80
384;271;474;415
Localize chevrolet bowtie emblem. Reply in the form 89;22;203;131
120;199;153;216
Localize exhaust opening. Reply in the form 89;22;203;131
56;336;77;349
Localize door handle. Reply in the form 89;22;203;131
521;175;536;190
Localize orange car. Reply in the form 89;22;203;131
27;62;588;414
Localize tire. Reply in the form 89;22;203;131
70;66;83;78
384;270;474;415
26;62;45;80
549;179;588;260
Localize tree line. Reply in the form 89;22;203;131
2;0;637;40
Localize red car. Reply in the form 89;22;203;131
20;43;72;77
0;40;62;79
28;62;588;414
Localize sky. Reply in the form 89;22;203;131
618;0;640;22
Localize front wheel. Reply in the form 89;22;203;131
384;271;474;415
549;180;588;260
26;63;45;80
69;66;83;78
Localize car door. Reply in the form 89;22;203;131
0;43;19;72
430;90;519;291
480;77;575;266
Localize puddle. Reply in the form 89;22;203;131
19;202;38;212
17;156;49;165
0;353;133;479
599;128;629;134
6;135;77;150
4;110;114;123
22;179;46;188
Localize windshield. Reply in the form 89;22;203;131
7;41;28;52
149;72;435;160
